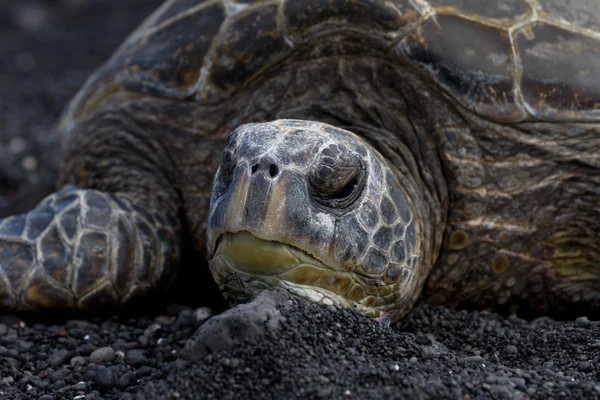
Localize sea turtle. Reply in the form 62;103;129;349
0;0;599;322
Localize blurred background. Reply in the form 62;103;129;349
0;0;226;309
0;0;163;216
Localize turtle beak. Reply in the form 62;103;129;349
209;231;357;306
212;231;300;275
206;157;288;257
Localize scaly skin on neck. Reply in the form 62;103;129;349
425;106;600;317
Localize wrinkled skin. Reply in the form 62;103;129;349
207;120;424;320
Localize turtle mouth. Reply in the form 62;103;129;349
208;231;383;318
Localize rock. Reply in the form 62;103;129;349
0;331;17;344
29;378;48;390
135;366;152;378
125;349;148;368
47;349;75;368
83;365;98;381
38;395;54;400
174;309;196;329
493;386;513;399
577;361;592;372
194;307;212;322
137;335;150;347
1;377;14;385
511;377;526;390
575;317;591;329
77;344;97;355
51;380;66;390
48;368;70;383
117;371;137;389
95;366;115;393
71;356;87;367
18;340;33;351
503;345;519;355
89;347;116;364
415;335;432;345
181;289;288;360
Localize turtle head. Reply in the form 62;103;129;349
207;120;423;321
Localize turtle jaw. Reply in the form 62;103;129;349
208;231;386;318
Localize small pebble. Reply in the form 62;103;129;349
117;371;137;389
18;340;33;351
1;376;14;385
47;349;74;368
71;356;87;367
194;307;212;321
89;347;116;364
21;155;38;171
83;365;98;381
51;380;66;390
74;381;87;391
415;335;432;345
125;349;147;367
8;137;27;154
494;386;512;399
38;395;53;400
135;366;152;378
577;361;592;372
95;366;115;393
137;335;150;347
0;331;17;344
511;377;526;390
175;309;196;328
48;368;70;383
503;345;518;355
144;323;162;335
84;393;100;400
575;317;591;329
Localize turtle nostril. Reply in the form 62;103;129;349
251;164;258;174
268;164;279;178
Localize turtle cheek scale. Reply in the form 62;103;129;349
205;120;421;320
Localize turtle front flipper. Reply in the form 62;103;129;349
0;185;181;311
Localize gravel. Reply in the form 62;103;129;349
0;289;597;399
2;1;600;399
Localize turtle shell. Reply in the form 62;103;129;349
61;0;600;139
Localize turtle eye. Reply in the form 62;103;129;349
309;145;364;209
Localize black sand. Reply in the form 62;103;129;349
1;1;599;399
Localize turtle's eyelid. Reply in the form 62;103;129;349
333;173;360;200
308;158;365;210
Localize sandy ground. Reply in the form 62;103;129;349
1;1;600;399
